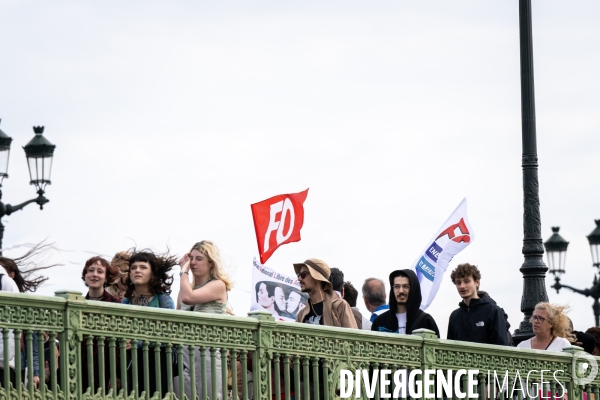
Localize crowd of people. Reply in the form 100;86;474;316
1;242;599;399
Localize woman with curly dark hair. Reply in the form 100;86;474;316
122;250;175;308
122;249;176;397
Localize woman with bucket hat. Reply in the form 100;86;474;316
293;258;357;328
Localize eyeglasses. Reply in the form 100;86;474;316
531;315;546;323
393;284;411;291
297;271;310;279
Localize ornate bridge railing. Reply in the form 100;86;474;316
0;290;598;400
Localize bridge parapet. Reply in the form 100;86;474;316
0;291;597;400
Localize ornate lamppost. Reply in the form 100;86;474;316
545;222;600;326
512;0;550;344
0;120;57;255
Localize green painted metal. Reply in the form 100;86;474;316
0;290;599;400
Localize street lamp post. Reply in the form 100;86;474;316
513;0;550;344
0;120;57;255
546;221;600;326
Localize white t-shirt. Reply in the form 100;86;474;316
396;312;407;334
0;273;18;369
1;273;19;292
517;337;571;352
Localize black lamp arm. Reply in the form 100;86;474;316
5;191;49;215
552;278;590;297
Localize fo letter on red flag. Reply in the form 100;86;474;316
251;189;309;264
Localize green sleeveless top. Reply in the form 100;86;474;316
180;278;227;314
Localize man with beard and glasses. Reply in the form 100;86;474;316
371;269;439;337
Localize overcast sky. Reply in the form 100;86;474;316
1;0;599;338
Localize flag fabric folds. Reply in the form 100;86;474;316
251;188;309;264
411;198;474;310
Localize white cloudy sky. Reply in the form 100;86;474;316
1;0;599;338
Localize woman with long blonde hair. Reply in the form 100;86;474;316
174;240;232;400
176;240;232;310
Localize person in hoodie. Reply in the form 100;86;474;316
447;263;509;345
371;269;440;337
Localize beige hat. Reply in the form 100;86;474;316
293;258;332;291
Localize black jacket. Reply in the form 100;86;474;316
447;292;509;345
371;269;440;338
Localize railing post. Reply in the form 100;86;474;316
412;329;438;367
562;345;587;400
55;290;85;400
248;310;276;400
413;329;438;399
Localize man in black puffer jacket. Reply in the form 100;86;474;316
447;263;509;346
371;269;440;337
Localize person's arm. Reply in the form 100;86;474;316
338;301;358;329
176;292;181;310
179;279;227;305
33;331;40;381
425;316;441;339
177;255;227;304
2;274;19;292
447;317;456;340
295;307;306;323
489;307;509;346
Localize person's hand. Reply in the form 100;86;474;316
33;375;40;388
179;253;190;269
179;254;191;274
44;362;51;382
126;339;132;350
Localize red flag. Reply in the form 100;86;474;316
251;189;309;264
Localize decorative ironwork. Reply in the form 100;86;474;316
0;291;596;400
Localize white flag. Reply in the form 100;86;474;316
411;198;474;310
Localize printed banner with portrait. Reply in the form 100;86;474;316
250;257;308;322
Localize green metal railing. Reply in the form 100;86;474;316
0;290;598;400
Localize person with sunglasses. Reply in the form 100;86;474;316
517;303;574;351
293;258;356;328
